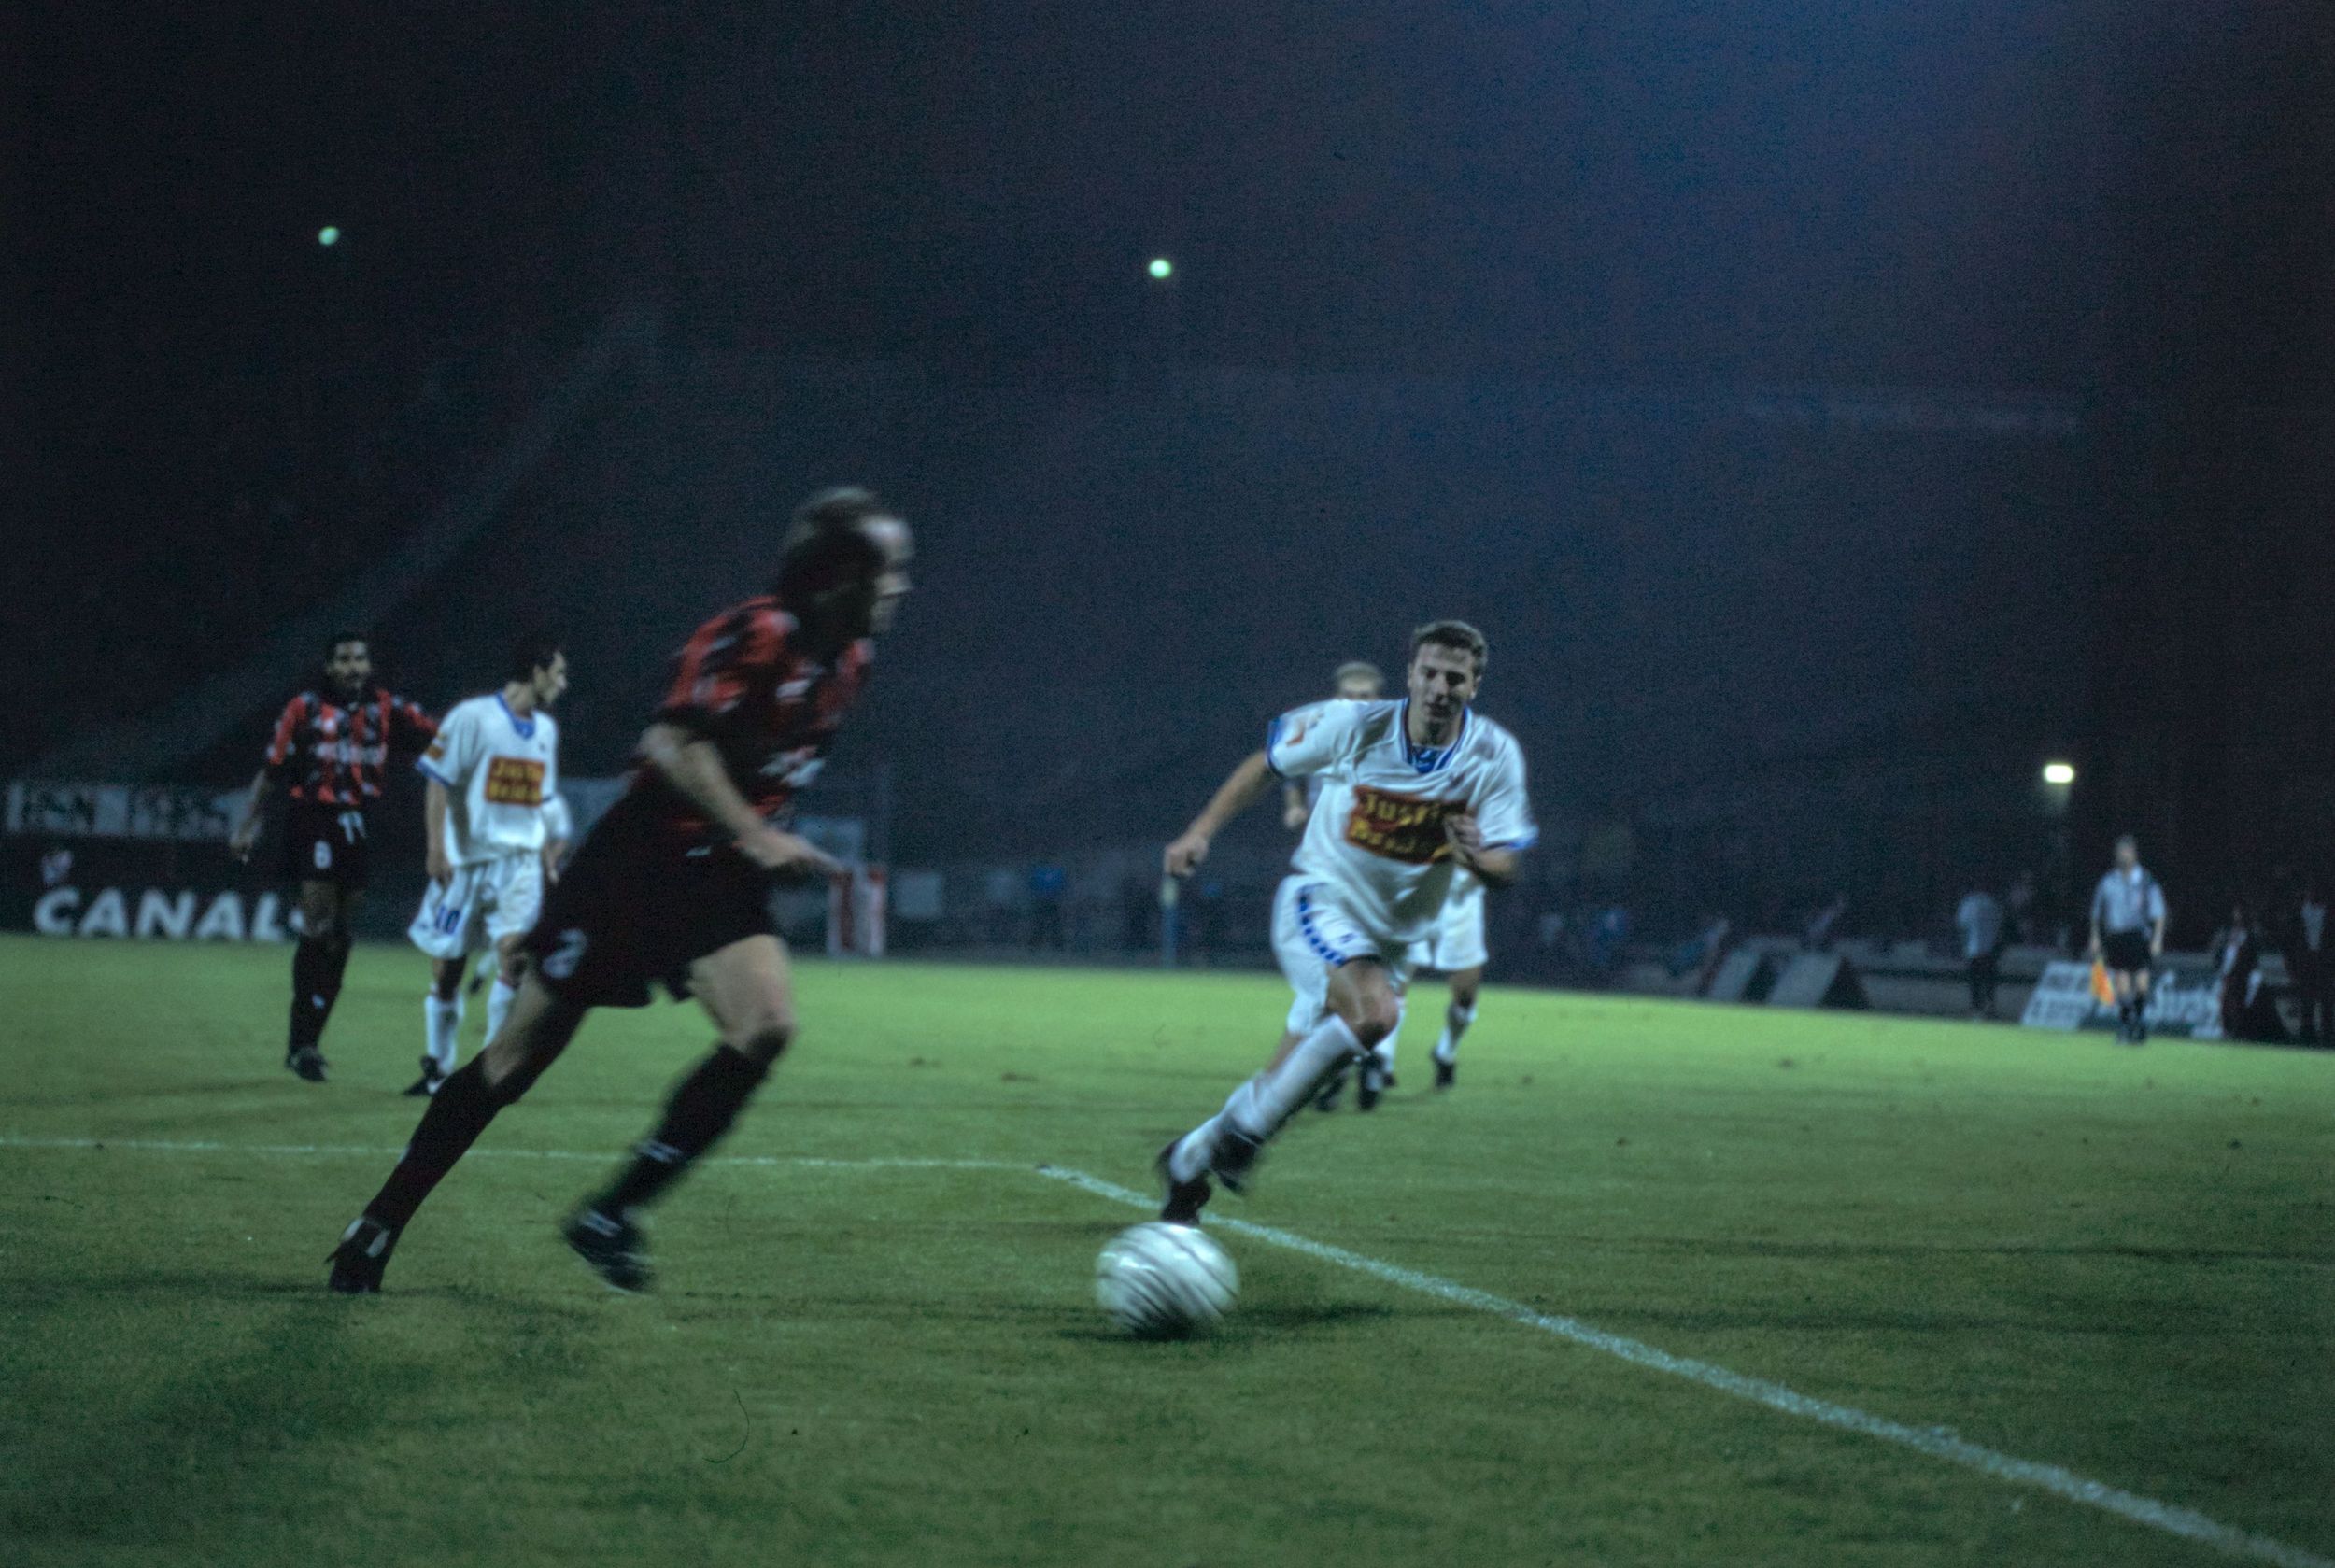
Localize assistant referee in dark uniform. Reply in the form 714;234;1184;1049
2089;834;2168;1044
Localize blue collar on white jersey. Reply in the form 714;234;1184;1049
1400;699;1468;774
497;693;536;741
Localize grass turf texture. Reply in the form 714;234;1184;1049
0;934;2328;1568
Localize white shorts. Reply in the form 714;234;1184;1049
408;854;545;961
1273;875;1413;1036
1409;880;1488;974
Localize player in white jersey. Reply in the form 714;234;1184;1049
1286;662;1493;1109
1404;867;1486;1089
1155;621;1535;1223
403;640;570;1095
1281;660;1386;829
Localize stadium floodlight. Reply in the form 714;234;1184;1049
2042;762;2076;785
1147;257;1173;280
318;226;341;247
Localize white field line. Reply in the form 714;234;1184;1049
0;1136;1016;1172
6;1134;2323;1568
1032;1165;2332;1568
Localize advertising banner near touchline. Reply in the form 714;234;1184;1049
5;840;297;940
2021;958;2224;1040
6;778;869;942
7;781;246;841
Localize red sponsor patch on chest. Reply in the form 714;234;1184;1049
484;756;545;806
1343;785;1461;865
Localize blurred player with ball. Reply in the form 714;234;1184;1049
1154;620;1535;1223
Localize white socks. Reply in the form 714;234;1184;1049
1170;1014;1363;1181
424;994;463;1072
1433;1001;1478;1066
486;976;518;1045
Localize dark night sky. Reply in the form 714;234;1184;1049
22;2;2334;394
10;2;2335;918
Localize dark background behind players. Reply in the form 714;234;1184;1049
7;4;2333;947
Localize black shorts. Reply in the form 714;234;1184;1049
2102;930;2153;975
520;797;779;1009
278;802;374;888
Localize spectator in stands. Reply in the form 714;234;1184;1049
1027;863;1068;950
2004;869;2038;946
1588;904;1631;978
1955;884;2005;1020
2213;902;2287;1044
2284;875;2329;1044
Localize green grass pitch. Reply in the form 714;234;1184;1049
1;933;2328;1567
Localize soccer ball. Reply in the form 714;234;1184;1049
1095;1222;1238;1338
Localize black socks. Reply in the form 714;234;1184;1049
591;1047;771;1219
288;931;353;1052
364;1058;510;1231
357;1044;771;1242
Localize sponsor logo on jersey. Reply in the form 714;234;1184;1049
1344;785;1460;864
484;756;546;806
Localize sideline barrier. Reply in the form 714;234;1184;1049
2021;958;2224;1040
1705;948;1778;1003
1767;953;1869;1010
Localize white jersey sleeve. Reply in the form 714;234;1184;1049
417;700;485;792
535;712;561;823
540;791;573;843
1267;699;1376;780
1473;732;1535;851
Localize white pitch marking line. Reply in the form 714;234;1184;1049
7;1134;2321;1568
0;1136;1017;1172
1035;1163;2331;1568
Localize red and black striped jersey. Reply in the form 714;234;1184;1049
262;687;438;806
623;593;872;842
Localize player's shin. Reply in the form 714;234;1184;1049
1434;1001;1477;1065
287;936;326;1049
363;1057;514;1230
587;1044;771;1220
1233;1014;1363;1139
1374;998;1405;1075
486;976;518;1043
424;993;463;1072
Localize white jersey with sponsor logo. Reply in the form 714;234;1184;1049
416;694;561;866
1267;698;1534;949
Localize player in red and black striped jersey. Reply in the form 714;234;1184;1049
229;631;437;1081
331;487;913;1294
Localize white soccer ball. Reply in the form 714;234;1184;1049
1095;1222;1238;1338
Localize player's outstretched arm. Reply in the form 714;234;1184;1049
422;779;455;887
228;769;272;860
1165;750;1277;878
638;722;840;880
